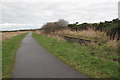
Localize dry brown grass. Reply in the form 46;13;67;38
0;32;2;41
108;40;120;54
35;30;43;35
36;28;110;42
35;30;64;40
1;31;30;41
50;28;109;42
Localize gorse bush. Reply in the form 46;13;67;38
68;18;120;40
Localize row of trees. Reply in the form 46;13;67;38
68;18;120;40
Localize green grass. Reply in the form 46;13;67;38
0;40;2;78
33;33;119;79
2;33;27;78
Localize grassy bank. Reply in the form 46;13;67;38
2;33;27;78
33;33;119;78
0;39;2;78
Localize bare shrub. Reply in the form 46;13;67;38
41;19;68;34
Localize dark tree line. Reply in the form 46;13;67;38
68;18;120;40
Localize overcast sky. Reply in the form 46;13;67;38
0;0;119;30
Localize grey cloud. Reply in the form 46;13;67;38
0;0;119;30
2;1;118;24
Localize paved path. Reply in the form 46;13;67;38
12;33;86;78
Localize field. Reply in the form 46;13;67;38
0;33;2;79
33;32;119;78
1;31;30;41
1;31;27;78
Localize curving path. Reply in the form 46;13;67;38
12;33;86;78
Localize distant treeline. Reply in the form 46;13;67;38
68;18;120;40
1;29;40;33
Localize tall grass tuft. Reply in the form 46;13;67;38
108;40;120;55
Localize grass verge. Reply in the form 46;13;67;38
0;39;2;78
33;33;119;78
2;33;27;78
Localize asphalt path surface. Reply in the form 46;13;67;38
12;33;86;78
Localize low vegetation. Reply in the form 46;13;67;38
1;31;30;41
68;18;120;40
41;19;68;34
33;33;119;78
2;33;27;78
0;37;2;78
46;28;119;54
